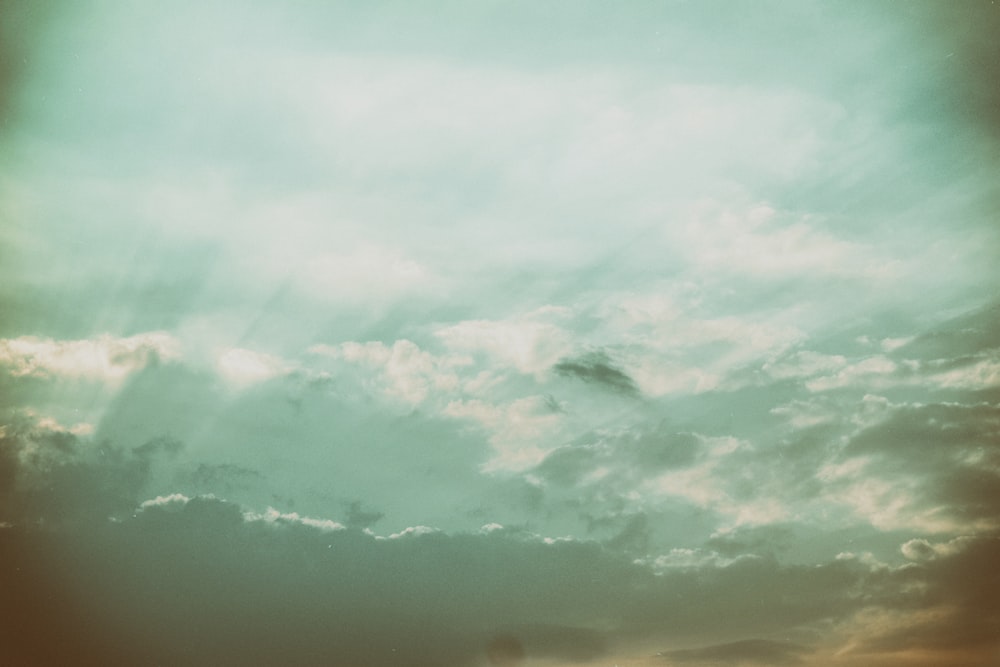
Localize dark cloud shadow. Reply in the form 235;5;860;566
553;350;640;397
658;638;811;665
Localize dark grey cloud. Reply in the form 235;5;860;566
553;350;640;397
847;535;1000;660
3;431;999;667
0;411;179;527
177;462;268;497
0;427;880;664
1;495;625;666
343;499;385;529
659;638;811;665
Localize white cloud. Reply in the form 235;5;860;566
806;355;898;392
310;339;468;405
602;292;805;396
817;461;968;534
383;525;439;540
804;351;1000;393
216;347;292;388
436;307;573;376
927;354;1000;391
444;395;564;471
15;410;97;438
900;536;974;562
641;548;742;571
677;200;892;280
244;507;346;532
139;493;192;510
627;361;720;397
770;397;840;428
0;332;180;383
764;350;848;381
641;436;787;528
880;336;913;353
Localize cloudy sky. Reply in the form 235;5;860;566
2;1;999;665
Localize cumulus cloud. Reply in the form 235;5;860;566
435;308;573;376
444;395;564;470
0;332;180;383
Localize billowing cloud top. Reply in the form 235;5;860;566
2;1;999;665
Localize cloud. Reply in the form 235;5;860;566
177;462;267;498
216;347;293;389
244;506;345;532
535;426;703;489
0;332;180;383
678;200;886;281
435;308;573;376
138;492;191;509
816;400;1000;533
444;395;564;471
0;410;182;526
0;492;886;665
763;349;847;382
343;500;384;530
804;355;898;392
553;350;640;397
836;535;1000;662
659;638;811;665
3;431;1000;667
706;524;797;559
310;339;466;406
4;3;1000;666
800;350;1000;394
893;300;1000;361
597;289;806;396
2;493;634;666
900;536;972;563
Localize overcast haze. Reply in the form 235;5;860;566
2;1;999;665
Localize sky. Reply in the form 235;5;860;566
1;1;999;665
